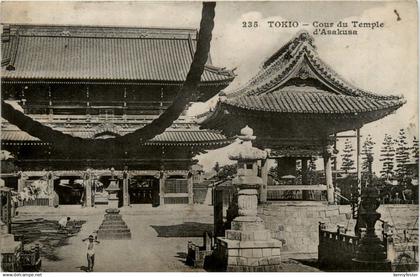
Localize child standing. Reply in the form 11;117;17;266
82;235;100;272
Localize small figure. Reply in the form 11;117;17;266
58;216;70;229
82;234;100;272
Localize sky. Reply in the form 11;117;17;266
1;0;418;173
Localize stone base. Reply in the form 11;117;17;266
216;237;282;271
97;209;131;240
352;259;392;272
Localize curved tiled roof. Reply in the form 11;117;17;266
222;31;405;114
1;24;235;84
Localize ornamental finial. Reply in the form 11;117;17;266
238;125;256;142
229;126;266;161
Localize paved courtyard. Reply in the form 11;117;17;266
15;204;319;272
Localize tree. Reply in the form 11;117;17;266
213;162;220;174
395;128;410;179
361;134;375;173
217;164;237;179
341;139;355;173
412;136;419;165
380;134;395;179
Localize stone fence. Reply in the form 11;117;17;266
318;222;359;270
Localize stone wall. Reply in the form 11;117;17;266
258;203;419;254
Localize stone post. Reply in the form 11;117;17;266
122;170;130;207
260;158;269;203
323;145;335;204
47;171;54;207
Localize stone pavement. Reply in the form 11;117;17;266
14;204;320;272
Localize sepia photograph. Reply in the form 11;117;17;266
0;0;418;273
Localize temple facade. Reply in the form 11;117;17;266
201;31;405;204
1;24;235;207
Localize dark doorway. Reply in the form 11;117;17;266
129;176;159;206
54;177;84;205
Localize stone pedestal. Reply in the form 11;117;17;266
97;209;131;240
217;188;282;271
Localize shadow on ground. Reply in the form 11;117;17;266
76;265;89;272
175;252;188;264
151;222;213;237
12;219;86;261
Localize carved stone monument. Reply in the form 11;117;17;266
215;126;282;271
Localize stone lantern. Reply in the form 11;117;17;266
352;155;391;271
97;168;131;240
105;169;120;209
214;126;282;271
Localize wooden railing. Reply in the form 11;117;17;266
23;198;49;206
267;185;327;201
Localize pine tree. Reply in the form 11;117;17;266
395;128;410;179
341;139;355;173
412;136;419;164
213;162;220;174
380;134;395;179
361;134;375;173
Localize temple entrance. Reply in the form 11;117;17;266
129;176;159;206
54;177;84;205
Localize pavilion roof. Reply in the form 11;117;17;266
1;24;235;85
220;31;405;114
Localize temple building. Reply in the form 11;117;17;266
0;24;235;207
201;31;405;204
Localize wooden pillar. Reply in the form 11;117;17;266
47;172;55;207
122;170;130;207
84;171;92;208
187;171;193;205
159;172;166;205
356;128;362;204
6;190;11;234
323;146;335;204
260;158;269;203
301;158;310;200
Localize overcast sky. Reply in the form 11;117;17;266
1;1;418;172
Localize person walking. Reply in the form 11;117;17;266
82;234;100;272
